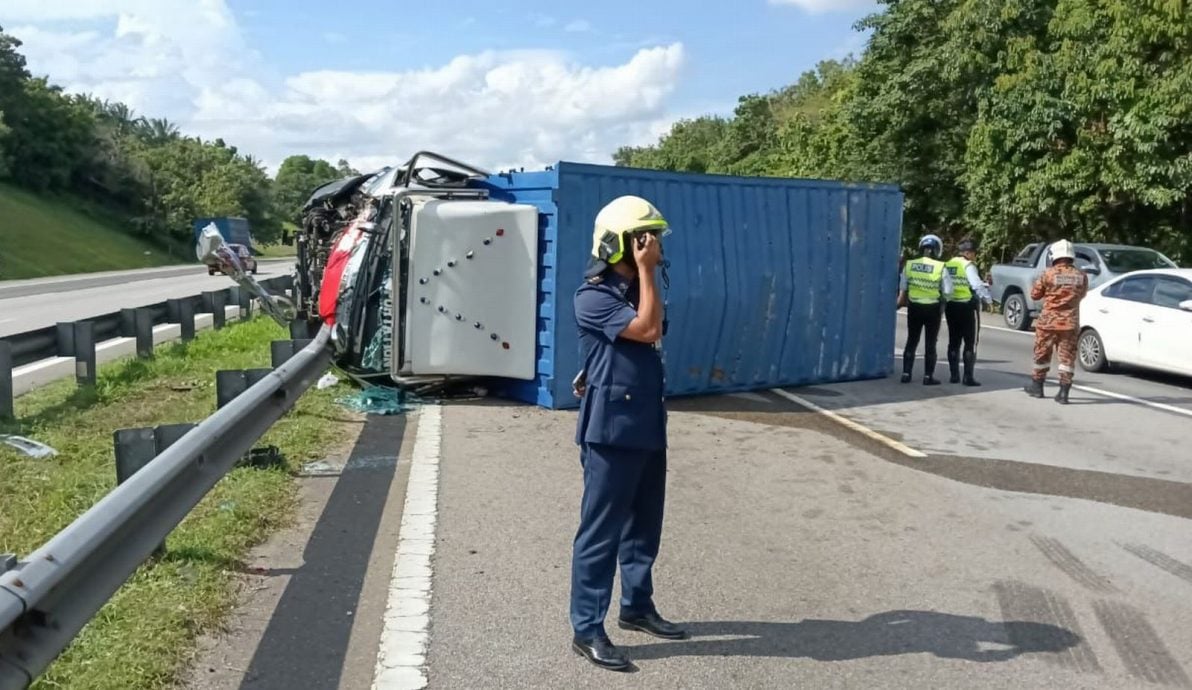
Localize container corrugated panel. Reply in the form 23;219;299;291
483;162;904;410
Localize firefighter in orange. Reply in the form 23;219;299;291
1023;240;1089;404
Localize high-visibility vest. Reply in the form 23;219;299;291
944;257;973;302
905;257;945;304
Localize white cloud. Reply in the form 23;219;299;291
564;19;593;33
1;2;688;174
769;0;876;13
529;13;556;28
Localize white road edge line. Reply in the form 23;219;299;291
372;405;442;690
1050;379;1192;420
769;388;927;458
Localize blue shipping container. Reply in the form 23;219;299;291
483;162;904;410
193;217;253;249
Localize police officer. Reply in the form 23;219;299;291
898;234;954;385
944;238;993;386
569;195;687;672
1024;239;1088;404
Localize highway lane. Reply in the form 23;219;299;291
768;309;1192;486
0;260;293;337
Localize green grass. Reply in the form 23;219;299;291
256;243;297;258
0;183;183;279
0;317;362;689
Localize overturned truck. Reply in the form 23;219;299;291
237;152;905;408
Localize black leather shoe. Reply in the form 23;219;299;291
618;612;690;640
572;635;631;671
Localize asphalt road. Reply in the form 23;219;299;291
0;260;292;337
165;304;1191;689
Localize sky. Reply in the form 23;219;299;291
0;0;877;175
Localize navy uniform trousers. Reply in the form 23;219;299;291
569;442;667;638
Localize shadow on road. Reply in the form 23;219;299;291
239;415;407;689
625;610;1080;663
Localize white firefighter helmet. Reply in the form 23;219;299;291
1049;239;1075;263
591;195;669;265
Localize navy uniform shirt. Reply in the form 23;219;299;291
573;272;667;451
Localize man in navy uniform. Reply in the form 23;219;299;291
569;195;687;671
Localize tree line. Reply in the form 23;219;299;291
614;0;1191;265
0;25;359;252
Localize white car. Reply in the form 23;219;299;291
1078;268;1192;377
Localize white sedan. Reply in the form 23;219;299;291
1078;268;1192;377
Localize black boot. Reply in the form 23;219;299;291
1054;383;1071;405
901;356;913;383
948;349;961;384
1023;378;1044;398
962;352;981;387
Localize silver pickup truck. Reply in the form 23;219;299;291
989;242;1179;330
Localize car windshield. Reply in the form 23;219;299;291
1099;249;1176;273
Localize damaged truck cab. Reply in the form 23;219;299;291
312;152;540;397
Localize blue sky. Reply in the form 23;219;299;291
231;0;874;115
1;0;877;172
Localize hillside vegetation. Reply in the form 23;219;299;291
0;183;180;279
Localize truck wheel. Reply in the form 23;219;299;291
1003;292;1031;331
1079;328;1108;372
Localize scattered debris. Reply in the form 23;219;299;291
0;435;58;459
316;373;340;390
299;460;340;477
335;385;418;416
238;445;285;470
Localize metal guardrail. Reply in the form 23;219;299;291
0;326;332;689
0;276;294;415
0;277;289;368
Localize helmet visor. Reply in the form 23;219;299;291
628;221;671;240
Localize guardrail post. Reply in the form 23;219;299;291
134;308;154;359
113;424;195;557
213;292;227;330
0;341;13;420
73;321;97;387
239;286;253;319
177;298;196;342
114;428;156;485
288;318;309;340
271;339;314;368
56;322;75;357
216;368;272;408
120;308;137;338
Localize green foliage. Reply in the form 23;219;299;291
964;0;1192;262
273;154;342;223
614;1;1192;264
0;110;10;178
0;24;283;254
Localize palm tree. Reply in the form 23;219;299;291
144;117;180;142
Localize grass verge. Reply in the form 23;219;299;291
0;183;182;279
0;317;361;689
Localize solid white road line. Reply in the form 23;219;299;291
373;405;442;690
1052;380;1192;420
770;388;928;458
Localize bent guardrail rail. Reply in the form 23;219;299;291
0;326;332;689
